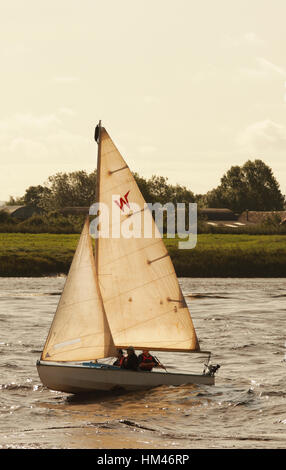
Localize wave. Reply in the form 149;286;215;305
0;382;45;391
118;419;157;432
87;419;170;437
0;292;61;298
230;343;257;350
1;362;19;369
186;293;230;299
260;390;286;398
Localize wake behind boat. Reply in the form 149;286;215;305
36;121;219;393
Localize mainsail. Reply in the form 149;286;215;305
41;218;116;361
96;127;200;352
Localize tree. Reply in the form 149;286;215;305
20;171;97;210
23;185;52;208
5;195;24;206
205;159;285;212
46;170;97;209
133;173;153;202
12;170;196;213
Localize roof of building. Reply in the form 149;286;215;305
1;205;25;213
239;210;286;223
199;208;236;221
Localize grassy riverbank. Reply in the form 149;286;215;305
0;233;285;277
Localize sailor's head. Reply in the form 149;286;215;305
117;349;123;356
127;346;135;355
142;349;149;355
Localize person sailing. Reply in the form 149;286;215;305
113;349;125;367
120;346;139;371
138;349;164;372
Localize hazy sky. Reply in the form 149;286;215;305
1;0;286;202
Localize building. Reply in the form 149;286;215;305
1;205;42;220
239;210;286;224
199;208;247;228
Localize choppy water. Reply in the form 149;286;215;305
0;277;285;449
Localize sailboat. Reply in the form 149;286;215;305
37;122;218;393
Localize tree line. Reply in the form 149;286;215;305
7;159;285;213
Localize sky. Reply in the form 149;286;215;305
1;0;286;203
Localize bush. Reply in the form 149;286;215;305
0;210;16;224
20;215;46;226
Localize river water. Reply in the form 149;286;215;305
0;276;285;449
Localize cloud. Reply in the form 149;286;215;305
8;137;49;161
0;109;89;166
0;108;94;199
58;107;77;117
0;113;62;132
237;119;286;153
256;58;286;77
221;32;265;48
243;32;265;46
239;57;286;79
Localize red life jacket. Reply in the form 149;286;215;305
141;353;154;363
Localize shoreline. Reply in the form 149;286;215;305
0;233;286;277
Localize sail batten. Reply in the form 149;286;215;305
96;128;200;352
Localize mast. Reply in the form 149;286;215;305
94;120;102;274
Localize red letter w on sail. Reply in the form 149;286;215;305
114;191;130;211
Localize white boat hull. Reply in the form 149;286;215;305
36;360;214;393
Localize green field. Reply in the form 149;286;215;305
0;233;78;276
166;234;286;277
0;233;285;277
